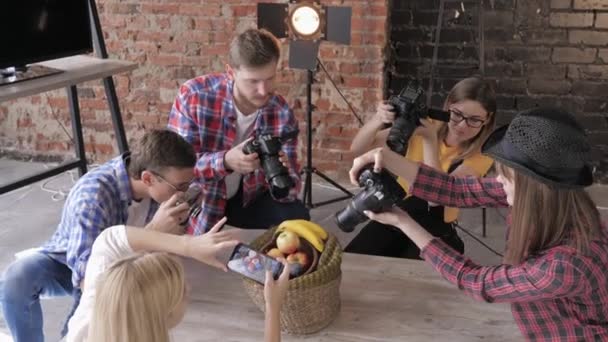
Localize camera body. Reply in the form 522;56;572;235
334;165;406;232
178;185;202;225
386;80;450;155
243;134;294;200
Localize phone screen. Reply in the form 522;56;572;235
227;243;284;284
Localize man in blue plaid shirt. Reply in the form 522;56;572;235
0;130;197;342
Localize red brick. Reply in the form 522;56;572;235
549;13;593;27
552;47;597;63
595;13;608;28
574;0;608;9
569;30;608;45
141;4;180;15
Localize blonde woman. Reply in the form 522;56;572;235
350;107;608;340
347;77;497;258
67;218;290;342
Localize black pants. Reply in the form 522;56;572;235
344;197;464;259
224;184;310;229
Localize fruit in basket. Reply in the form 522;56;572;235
286;251;310;268
276;231;300;254
277;220;327;253
295;219;328;240
266;248;284;259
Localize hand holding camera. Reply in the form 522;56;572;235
386;80;450;155
177;185;203;225
146;193;190;235
225;138;261;174
335;163;406;232
374;102;396;125
242;133;296;200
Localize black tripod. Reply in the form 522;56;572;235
301;68;354;208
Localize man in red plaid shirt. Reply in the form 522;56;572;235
349;107;608;341
167;29;309;235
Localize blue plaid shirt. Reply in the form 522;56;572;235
41;155;157;287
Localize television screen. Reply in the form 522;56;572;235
0;0;93;70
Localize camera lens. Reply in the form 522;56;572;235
335;202;368;232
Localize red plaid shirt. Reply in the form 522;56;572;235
411;164;608;341
167;73;301;234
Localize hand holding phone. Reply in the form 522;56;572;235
227;243;284;284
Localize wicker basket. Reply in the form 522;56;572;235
242;226;343;334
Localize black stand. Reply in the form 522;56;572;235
0;0;128;194
301;69;353;208
88;0;129;155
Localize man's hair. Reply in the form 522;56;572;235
127;129;196;179
229;28;281;69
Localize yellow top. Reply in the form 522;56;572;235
397;133;494;222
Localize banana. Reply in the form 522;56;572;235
277;220;325;252
291;219;328;240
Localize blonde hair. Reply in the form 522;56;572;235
496;163;603;265
437;77;497;162
88;252;186;342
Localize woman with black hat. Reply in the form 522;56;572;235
349;107;607;341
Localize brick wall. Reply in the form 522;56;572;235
2;0;607;184
389;0;608;183
0;0;387;183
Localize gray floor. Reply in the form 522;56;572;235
0;158;606;342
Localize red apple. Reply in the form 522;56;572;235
286;251;309;268
266;248;284;259
276;231;300;254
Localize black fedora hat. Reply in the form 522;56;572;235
482;107;593;188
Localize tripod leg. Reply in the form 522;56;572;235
301;167;314;208
312;168;353;197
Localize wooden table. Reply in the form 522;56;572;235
172;230;520;341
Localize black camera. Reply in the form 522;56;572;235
335;164;406;232
177;185;202;225
243;133;294;200
386;80;451;155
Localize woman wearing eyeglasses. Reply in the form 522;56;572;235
346;77;497;259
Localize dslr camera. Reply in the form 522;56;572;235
335;164;406;232
243;133;295;200
177;185;202;225
386;80;451;155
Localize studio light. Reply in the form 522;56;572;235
258;1;353;208
288;3;323;39
258;1;351;70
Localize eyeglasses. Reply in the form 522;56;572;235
449;109;487;128
151;172;192;193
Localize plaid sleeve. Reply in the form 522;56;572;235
421;239;587;303
278;107;302;202
65;200;112;287
410;164;508;208
167;84;229;182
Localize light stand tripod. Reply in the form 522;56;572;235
300;67;353;208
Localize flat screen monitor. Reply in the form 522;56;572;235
0;0;93;84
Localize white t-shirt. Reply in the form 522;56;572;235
66;225;133;342
225;106;258;199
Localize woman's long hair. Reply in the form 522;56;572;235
88;252;186;342
438;77;497;161
497;163;603;265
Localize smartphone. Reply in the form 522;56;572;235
227;243;284;284
179;185;202;225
